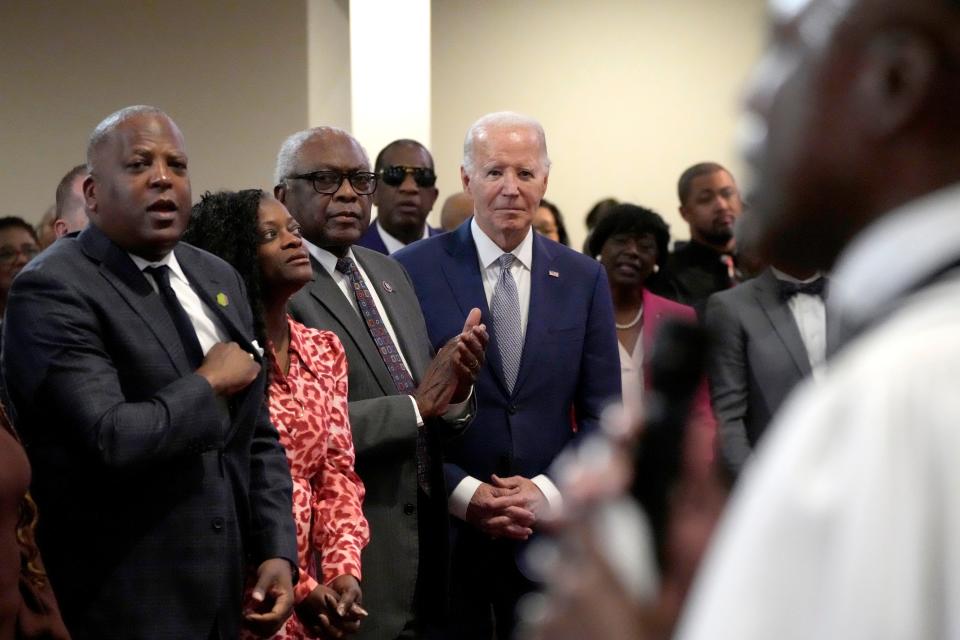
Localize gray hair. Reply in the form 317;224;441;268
274;126;369;185
461;111;551;175
86;105;170;172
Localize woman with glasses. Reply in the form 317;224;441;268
587;204;714;435
0;217;41;320
185;190;369;640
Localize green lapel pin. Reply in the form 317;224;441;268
216;292;229;307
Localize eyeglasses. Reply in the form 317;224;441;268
379;165;437;188
0;245;40;265
288;170;378;195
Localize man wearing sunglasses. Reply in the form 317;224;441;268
357;139;443;255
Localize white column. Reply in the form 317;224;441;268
348;0;431;162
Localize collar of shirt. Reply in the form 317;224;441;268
303;239;354;277
376;218;429;254
129;249;188;287
470;218;534;271
770;267;825;284
830;181;960;329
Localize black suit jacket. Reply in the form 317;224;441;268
2;225;297;639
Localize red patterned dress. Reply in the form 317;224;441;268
246;317;369;640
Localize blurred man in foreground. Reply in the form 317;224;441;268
679;0;960;637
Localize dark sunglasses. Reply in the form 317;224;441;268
379;165;437;188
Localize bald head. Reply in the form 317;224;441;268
440;192;474;231
86;105;173;174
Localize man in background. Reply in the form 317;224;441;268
357;139;442;255
53;163;90;238
663;163;744;311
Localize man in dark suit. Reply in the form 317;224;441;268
394;111;621;638
661;163;745;312
2;106;297;639
704;266;828;476
357;139;443;255
276;126;487;640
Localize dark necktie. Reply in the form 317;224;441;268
778;276;828;302
335;256;431;495
143;265;204;369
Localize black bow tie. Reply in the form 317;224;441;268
778;276;828;301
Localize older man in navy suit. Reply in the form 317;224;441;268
3;106;297;639
395;112;620;638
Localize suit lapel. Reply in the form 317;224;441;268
176;247;258;361
304;256;396;395
512;235;558;394
80;226;193;375
439;225;510;393
755;270;812;377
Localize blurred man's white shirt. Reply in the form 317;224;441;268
677;184;960;640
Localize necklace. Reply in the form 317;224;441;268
615;305;643;330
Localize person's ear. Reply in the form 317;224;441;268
274;183;287;203
855;28;937;138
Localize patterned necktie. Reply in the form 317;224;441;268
143;265;204;368
778;276;828;301
490;254;523;394
335;256;431;495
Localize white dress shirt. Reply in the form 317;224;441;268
677;182;960;640
770;267;827;377
130;251;229;352
448;220;562;521
375;218;430;255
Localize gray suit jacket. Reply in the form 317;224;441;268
289;245;466;640
704;268;816;475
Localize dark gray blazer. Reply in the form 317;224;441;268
704;268;817;475
289;245;467;640
2;224;297;639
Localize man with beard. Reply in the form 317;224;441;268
662;163;744;312
357;139;443;255
677;0;960;637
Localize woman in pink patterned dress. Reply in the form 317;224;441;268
186;189;369;639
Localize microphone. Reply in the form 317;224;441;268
630;318;709;568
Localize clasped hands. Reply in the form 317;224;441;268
466;474;550;540
295;575;366;639
415;307;488;419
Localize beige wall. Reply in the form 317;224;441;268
431;0;766;251
3;0;765;249
0;0;317;222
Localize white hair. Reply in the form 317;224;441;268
274;126;369;185
86;105;171;171
461;111;551;175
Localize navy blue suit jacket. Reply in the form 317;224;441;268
356;219;443;255
395;222;620;490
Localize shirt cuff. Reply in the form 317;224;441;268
448;475;483;521
443;386;474;421
532;474;563;515
408;395;424;427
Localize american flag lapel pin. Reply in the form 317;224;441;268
548;270;559;278
382;280;394;292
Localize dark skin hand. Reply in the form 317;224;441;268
415;308;488;418
242;558;295;637
296;576;367;638
196;341;260;396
